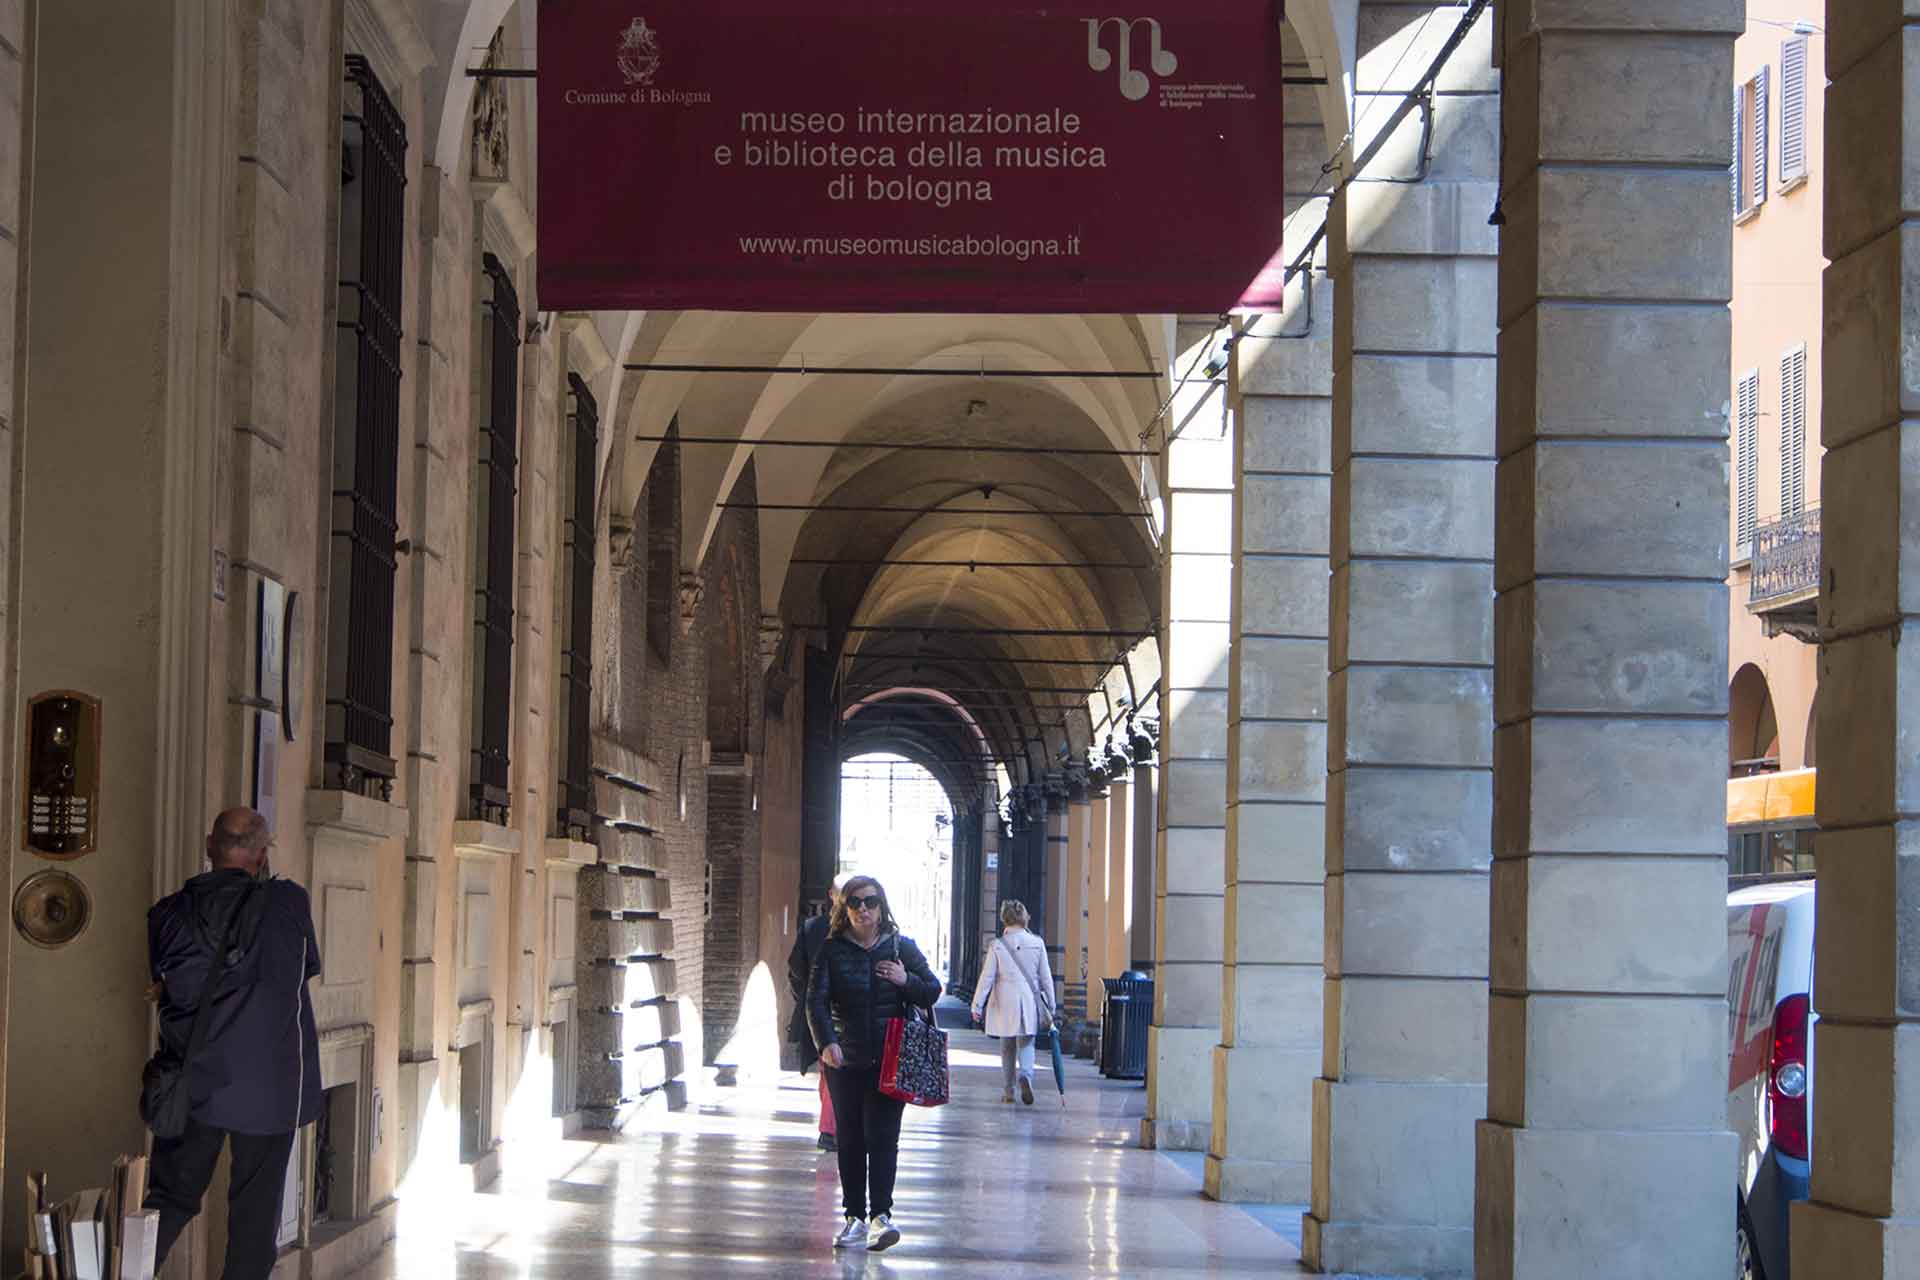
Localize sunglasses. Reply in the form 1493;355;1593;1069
847;893;883;911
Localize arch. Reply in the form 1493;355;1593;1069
1804;692;1819;770
1729;663;1781;772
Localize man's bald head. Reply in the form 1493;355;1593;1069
207;807;271;874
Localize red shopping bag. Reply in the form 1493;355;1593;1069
878;1005;950;1107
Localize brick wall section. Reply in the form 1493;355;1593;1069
581;449;773;1112
760;639;807;1063
698;465;762;1066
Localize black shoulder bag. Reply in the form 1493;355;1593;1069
140;881;260;1139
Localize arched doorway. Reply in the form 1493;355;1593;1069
1729;663;1780;774
838;752;956;984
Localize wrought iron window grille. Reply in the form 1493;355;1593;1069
557;373;598;840
470;253;520;826
323;56;407;800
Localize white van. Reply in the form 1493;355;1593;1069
1727;879;1815;1280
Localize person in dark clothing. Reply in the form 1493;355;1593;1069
787;873;849;1151
144;808;322;1279
807;874;941;1253
788;905;837;1150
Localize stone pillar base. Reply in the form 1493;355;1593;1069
1145;1024;1216;1150
1302;1216;1472;1279
1474;1120;1733;1280
1208;1044;1314;1203
1075;1017;1101;1059
1792;1202;1920;1280
1310;1078;1484;1275
1205;1154;1307;1205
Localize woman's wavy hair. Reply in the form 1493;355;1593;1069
829;874;900;938
999;899;1030;928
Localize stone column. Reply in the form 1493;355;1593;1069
1207;279;1333;1205
1044;794;1069;1005
1307;6;1498;1271
1063;788;1090;1034
1104;775;1133;984
980;815;1001;980
1794;13;1920;1276
1131;762;1157;973
1478;6;1738;1278
1083;784;1111;1051
1144;318;1231;1150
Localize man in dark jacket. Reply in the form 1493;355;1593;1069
144;807;322;1278
787;877;845;1150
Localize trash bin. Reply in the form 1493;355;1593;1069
1099;972;1154;1080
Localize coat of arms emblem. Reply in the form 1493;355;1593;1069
618;18;662;86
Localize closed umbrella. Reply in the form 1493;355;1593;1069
1046;1022;1067;1104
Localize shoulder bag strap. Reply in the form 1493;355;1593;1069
1007;936;1053;1020
890;935;932;1026
180;880;261;1065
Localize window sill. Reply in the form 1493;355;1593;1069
452;820;522;859
544;837;598;869
1734;206;1761;226
307;788;411;842
1778;173;1809;196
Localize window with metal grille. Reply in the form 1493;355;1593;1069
556;373;598;839
1736;370;1760;554
323;56;407;798
1780;37;1808;188
1732;68;1769;219
470;253;520;825
1780;344;1807;519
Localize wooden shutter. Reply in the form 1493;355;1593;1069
1752;66;1769;208
1737;371;1760;552
1731;86;1744;216
1780;345;1807;519
1780;37;1808;184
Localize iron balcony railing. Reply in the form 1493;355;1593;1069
1751;507;1820;607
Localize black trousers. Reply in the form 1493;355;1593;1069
145;1119;295;1280
823;1064;907;1219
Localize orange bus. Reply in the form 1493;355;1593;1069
1727;768;1815;879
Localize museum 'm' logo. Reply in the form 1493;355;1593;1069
1084;17;1177;102
618;16;663;87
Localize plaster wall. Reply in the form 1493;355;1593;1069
1728;0;1827;768
6;0;168;1259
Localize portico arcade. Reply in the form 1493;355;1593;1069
0;0;1911;1277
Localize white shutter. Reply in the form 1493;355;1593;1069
1780;345;1807;518
1737;371;1760;552
1732;86;1744;217
1781;37;1808;184
1752;66;1769;207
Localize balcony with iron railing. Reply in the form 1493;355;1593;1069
1748;506;1820;642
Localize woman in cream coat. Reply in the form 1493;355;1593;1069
970;899;1056;1104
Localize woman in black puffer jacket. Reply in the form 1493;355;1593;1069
806;874;941;1252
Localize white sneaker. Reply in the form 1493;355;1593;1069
832;1216;868;1249
869;1213;901;1252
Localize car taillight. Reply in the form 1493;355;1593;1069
1768;993;1810;1161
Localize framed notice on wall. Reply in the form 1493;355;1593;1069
254;580;285;830
539;1;1287;313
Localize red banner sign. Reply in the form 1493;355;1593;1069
537;2;1287;313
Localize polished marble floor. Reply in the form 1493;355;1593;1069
349;1030;1305;1277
